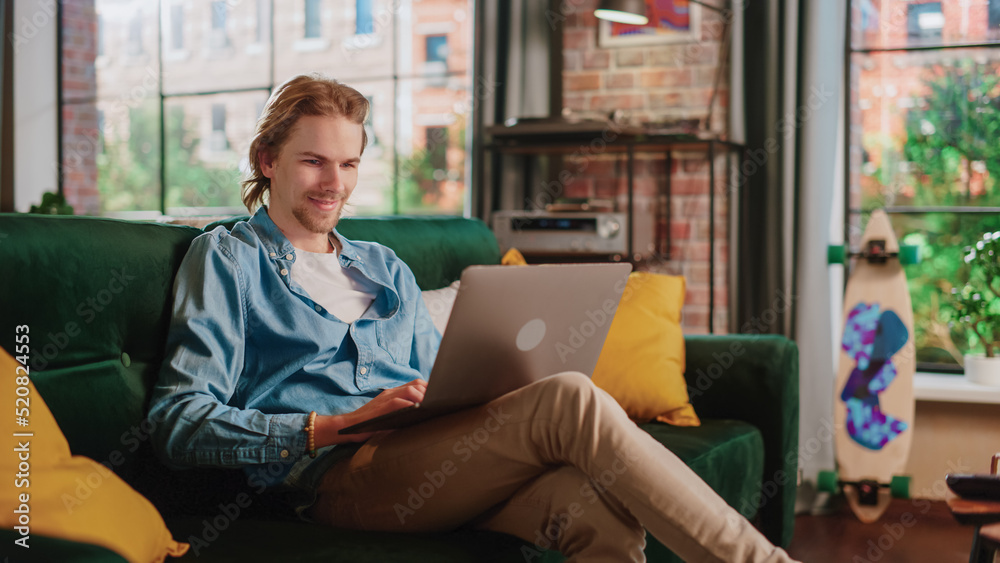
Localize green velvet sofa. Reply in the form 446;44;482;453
0;213;799;562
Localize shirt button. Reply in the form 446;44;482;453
315;305;322;312
286;253;294;260
269;252;276;257
359;366;368;375
280;268;289;276
280;449;289;458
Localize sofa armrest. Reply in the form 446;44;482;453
683;334;799;548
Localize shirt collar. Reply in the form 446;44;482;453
248;206;297;258
247;205;364;266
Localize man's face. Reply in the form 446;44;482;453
260;114;363;238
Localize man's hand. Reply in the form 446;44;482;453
314;379;427;446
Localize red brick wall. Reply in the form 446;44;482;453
61;0;99;215
560;0;733;333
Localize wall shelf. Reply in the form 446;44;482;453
479;121;745;333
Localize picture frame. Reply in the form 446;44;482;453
597;0;702;47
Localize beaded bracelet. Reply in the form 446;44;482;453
304;411;317;458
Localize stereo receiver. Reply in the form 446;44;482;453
492;210;652;257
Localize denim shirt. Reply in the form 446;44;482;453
149;206;441;489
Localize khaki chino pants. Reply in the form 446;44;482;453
311;373;798;563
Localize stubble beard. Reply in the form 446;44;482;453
292;198;344;234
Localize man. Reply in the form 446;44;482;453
150;73;799;562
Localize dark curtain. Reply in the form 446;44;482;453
737;0;799;339
471;0;560;221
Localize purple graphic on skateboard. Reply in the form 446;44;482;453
841;303;909;450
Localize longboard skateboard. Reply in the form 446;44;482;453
820;209;918;523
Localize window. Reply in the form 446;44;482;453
304;0;321;39
426;34;448;64
96;110;105;154
256;0;269;43
907;2;943;44
60;0;473;217
210;103;228;152
170;3;184;51
848;0;1000;372
126;11;143;56
211;1;226;30
426;127;448;171
210;1;230;49
97;15;104;57
356;0;373;35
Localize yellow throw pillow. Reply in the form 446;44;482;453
1;347;189;562
592;272;700;426
501;248;528;266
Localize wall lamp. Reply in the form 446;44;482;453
594;0;649;25
594;0;726;26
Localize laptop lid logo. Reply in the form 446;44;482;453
516;319;547;351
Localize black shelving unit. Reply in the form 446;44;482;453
479;124;745;333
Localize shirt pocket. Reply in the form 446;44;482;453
375;306;413;366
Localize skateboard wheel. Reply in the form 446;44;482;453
890;475;911;499
818;470;839;493
899;245;920;265
827;245;846;265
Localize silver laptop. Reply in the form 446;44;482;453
340;262;632;434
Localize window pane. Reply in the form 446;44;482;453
405;2;470;77
163;91;269;213
349;80;396;215
95;98;162;212
170;3;184;50
356;0;374;35
275;0;395;82
852;48;1000;210
426;35;448;64
847;211;1000;369
161;0;271;95
93;0;160;101
396;78;467;215
852;0;1000;49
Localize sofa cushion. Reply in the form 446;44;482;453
158;421;762;563
0;529;128;562
638;420;766;562
163;518;544;562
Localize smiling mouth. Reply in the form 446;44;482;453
308;197;342;210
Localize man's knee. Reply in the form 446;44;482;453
533;371;598;406
544;371;592;391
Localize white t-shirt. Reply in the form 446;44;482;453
291;248;379;323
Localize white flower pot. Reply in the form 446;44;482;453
965;354;1000;387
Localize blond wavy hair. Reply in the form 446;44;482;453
241;73;369;213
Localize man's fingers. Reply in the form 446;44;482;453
393;384;425;404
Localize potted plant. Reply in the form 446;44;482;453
952;231;1000;385
29;191;75;215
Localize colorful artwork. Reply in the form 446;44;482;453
598;0;701;47
840;302;909;450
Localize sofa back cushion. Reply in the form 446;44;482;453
1;215;202;475
205;215;501;290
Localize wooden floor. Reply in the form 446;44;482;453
786;499;976;562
